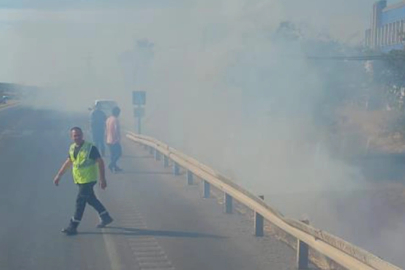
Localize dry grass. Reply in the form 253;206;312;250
332;106;405;154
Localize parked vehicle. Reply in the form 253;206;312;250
89;99;118;116
0;96;9;104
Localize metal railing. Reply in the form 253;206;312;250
126;132;402;270
0;101;19;110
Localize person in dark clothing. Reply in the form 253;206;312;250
53;127;113;235
90;103;107;156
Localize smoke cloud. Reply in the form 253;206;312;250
0;0;403;267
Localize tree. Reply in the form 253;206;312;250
372;50;405;111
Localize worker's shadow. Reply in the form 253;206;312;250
80;226;225;240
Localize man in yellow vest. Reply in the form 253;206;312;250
53;127;113;235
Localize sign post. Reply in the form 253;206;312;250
132;91;146;134
138;116;141;134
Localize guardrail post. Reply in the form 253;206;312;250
173;162;180;176
297;219;310;269
154;150;161;161
224;193;233;214
254;195;264;237
164;156;169;168
149;147;154;155
203;180;210;198
187;170;194;185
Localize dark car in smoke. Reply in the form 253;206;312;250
0;95;9;104
89;99;118;116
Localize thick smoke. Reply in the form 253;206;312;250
0;0;403;267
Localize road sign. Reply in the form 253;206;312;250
132;91;146;105
134;107;145;118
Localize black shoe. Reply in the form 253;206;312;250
114;167;123;172
97;215;113;228
61;226;78;235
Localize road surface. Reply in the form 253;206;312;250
0;106;297;270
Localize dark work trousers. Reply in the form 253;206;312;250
108;143;122;169
92;130;105;156
73;182;107;224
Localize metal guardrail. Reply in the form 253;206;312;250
126;132;402;270
0;101;19;110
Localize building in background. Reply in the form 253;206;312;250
365;0;405;52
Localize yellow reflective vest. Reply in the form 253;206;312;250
69;141;98;184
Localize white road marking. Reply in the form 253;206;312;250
102;230;126;270
101;202;176;270
0;129;34;140
0;102;20;112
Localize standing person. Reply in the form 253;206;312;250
53;127;113;235
106;106;122;173
90;102;107;156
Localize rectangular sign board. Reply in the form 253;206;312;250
132;91;146;105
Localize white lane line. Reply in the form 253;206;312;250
131;246;163;252
136;256;170;263
138;262;174;269
0;102;20;112
97;185;176;270
118;205;176;270
129;240;159;247
0;129;35;139
132;251;167;258
102;231;126;270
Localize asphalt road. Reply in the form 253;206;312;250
0;106;297;270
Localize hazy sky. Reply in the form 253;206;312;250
0;0;178;9
0;0;387;34
0;0;395;86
